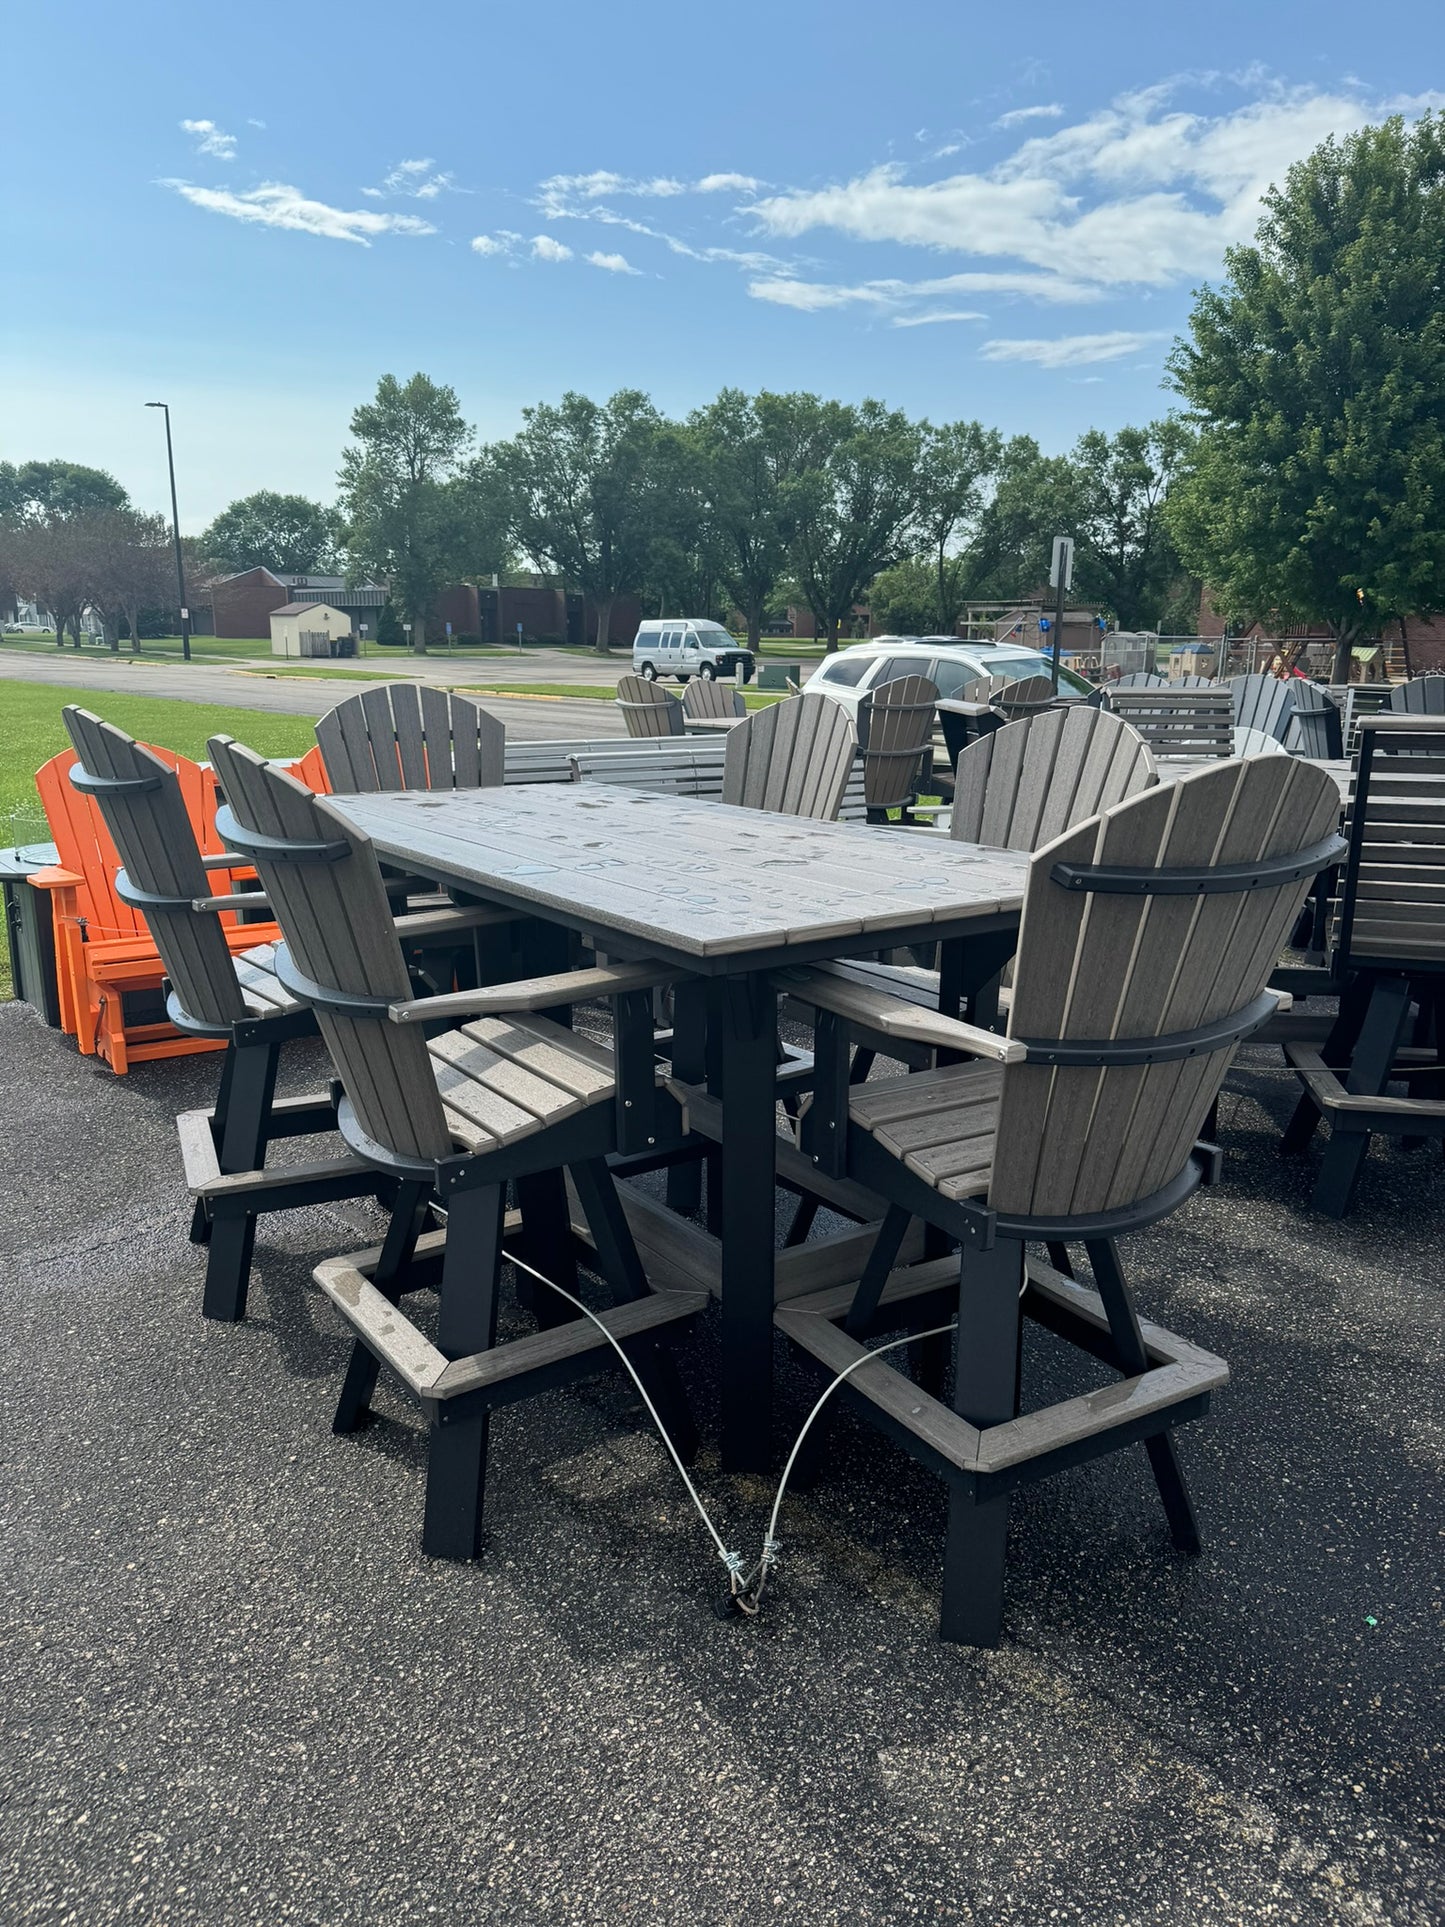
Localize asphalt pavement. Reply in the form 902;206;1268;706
0;1001;1440;1925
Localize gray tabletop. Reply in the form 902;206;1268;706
326;784;1029;963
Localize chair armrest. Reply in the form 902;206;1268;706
391;903;517;940
27;865;84;892
192;890;271;912
774;963;1024;1064
936;699;993;720
201;850;244;870
388;958;679;1024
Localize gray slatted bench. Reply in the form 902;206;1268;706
1104;686;1235;760
568;740;869;821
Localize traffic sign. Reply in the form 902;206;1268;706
1049;537;1074;591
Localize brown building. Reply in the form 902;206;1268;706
209;569;388;640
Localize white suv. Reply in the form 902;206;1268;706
632;619;755;684
803;637;1093;722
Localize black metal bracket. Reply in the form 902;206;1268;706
69;767;165;798
215;804;351;865
1016;988;1280;1066
1051;831;1346;896
116;870;195;914
272;943;399;1017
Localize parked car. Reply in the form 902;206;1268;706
632;619;755;684
802;637;1094;723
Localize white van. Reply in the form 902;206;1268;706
631;619;755;684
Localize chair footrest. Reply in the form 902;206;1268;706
313;1246;708;1411
1285;1044;1445;1129
177;1104;377;1201
776;1259;1227;1492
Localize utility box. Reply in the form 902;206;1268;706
1;842;63;1026
757;662;800;690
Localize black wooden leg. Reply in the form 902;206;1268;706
422;1184;505;1561
848;1047;876;1086
514;1170;578;1331
1045;1241;1074;1279
939;1238;1023;1646
333;1180;430;1435
210;1041;237;1146
1085;1238;1202;1552
1312;975;1412;1215
189;1198;211;1245
570;1159;698;1462
201;1210;257;1322
783;1195;820;1247
718;974;779;1474
217;1040;280;1174
666;979;706;1214
847;1206;912;1335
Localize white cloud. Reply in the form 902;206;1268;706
995;103;1064;127
365;157;458;200
586;250;640;274
978;330;1170;367
696;172;763;193
161;179;436;245
890;308;988;327
748;278;880;312
748;267;1099;315
747;82;1445;292
537;171;688;213
531;233;573;262
180;118;237;160
246;118;266;129
471;233;510;256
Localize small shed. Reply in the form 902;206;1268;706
269;601;353;658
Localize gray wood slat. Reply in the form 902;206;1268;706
616;675;684;738
859;676;937;810
61;707;247;1029
1229;674;1297;742
721;696;855;822
682;679;745;721
316;687;504;794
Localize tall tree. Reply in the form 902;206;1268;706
1070;419;1190;631
492;390;665;654
87;510;175;652
337;374;475;652
12;459;129;518
10;515;96;645
201;491;343;576
783;398;923;651
915;420;1002;633
960;436;1081;605
1168;112;1445;682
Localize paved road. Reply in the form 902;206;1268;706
0;650;627;742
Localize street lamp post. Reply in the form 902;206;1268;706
145;401;191;662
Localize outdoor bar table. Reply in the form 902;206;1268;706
324;784;1029;1471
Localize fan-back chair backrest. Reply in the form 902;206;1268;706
1331;684;1392;753
682;678;745;721
1334;715;1445;976
315;685;504;794
857;675;938;809
993;675;1057;717
208;736;452;1164
1103;686;1234;759
35;741;237;943
1233;726;1292;758
951;707;1157;852
61;708;247;1030
1230;673;1297;742
721;696;856;820
1113;672;1168;688
616;675;684;738
1387;675;1445;716
990;758;1341;1220
960;674;1011;703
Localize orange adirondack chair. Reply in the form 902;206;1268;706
31;746;285;1073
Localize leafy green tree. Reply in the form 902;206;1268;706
201;491;343;577
492;390;665;654
915;420;1002;632
637;422;725;618
1070;419;1190;631
337;374;477;652
783;398;923;651
11;459;129;518
954;435;1079;604
866;556;941;636
1168;112;1445;682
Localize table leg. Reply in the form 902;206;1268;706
666;978;706;1213
717;972;779;1474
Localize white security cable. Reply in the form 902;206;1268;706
505;1242;959;1617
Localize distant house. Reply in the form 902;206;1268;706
210;568;387;640
269;601;354;658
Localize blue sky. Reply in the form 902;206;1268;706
4;0;1442;527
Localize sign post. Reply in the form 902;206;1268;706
1048;536;1074;694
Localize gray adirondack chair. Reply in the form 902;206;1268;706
1283;714;1445;1212
721;695;857;820
1229;673;1297;743
207;733;705;1561
1289;685;1343;758
992;674;1058;718
779;756;1343;1644
682;678;746;728
316;685;504;792
1388;674;1445;715
1104;686;1234;759
61;706;398;1320
616;674;685;738
857;675;938;820
1112;672;1168;688
1330;683;1392;753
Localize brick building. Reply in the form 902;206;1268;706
209;569;387;640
